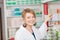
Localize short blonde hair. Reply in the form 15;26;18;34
22;8;36;18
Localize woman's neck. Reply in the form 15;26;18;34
26;25;33;33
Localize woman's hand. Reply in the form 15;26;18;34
45;14;53;23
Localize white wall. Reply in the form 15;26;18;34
48;1;60;14
48;1;60;21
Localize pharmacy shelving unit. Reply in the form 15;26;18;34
4;0;58;40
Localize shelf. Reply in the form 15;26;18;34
6;15;22;19
7;26;18;29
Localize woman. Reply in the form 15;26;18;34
15;8;52;40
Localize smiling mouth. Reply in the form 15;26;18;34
29;21;35;23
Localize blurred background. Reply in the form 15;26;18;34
0;0;60;40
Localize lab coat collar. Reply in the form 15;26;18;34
20;25;36;40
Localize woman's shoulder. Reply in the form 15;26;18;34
15;25;24;34
14;25;25;40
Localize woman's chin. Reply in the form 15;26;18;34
28;24;34;26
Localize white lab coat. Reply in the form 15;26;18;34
15;22;47;40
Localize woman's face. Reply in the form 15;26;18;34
23;13;36;26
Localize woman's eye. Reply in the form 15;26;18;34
27;17;30;19
27;16;35;19
32;16;35;18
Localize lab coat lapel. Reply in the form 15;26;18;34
21;26;36;40
32;26;39;40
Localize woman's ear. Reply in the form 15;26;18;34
22;17;25;21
